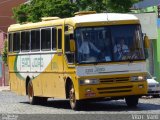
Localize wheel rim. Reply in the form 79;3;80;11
28;82;33;102
69;85;76;108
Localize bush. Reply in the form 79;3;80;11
2;40;8;66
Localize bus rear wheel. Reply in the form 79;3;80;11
69;83;81;110
28;81;38;105
125;96;139;107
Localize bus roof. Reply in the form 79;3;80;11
72;13;138;23
8;13;139;32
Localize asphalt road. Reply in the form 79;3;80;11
0;91;160;120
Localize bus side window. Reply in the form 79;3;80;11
21;31;30;51
8;33;13;52
52;28;57;50
58;29;62;49
41;28;51;50
13;32;20;52
31;29;40;51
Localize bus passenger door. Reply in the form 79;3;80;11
52;26;65;98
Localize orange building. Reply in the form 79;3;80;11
0;0;28;33
0;0;27;86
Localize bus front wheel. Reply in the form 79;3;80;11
69;83;81;110
125;96;139;107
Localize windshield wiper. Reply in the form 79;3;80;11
127;57;134;63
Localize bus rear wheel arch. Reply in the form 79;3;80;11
27;80;47;105
25;76;31;95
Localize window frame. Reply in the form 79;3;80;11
21;31;31;52
31;29;40;51
52;28;57;50
41;27;52;51
13;32;20;52
8;33;13;52
58;29;62;49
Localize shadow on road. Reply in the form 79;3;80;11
21;98;160;112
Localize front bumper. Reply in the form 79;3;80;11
77;81;148;100
148;86;160;95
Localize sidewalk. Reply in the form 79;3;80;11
0;86;10;91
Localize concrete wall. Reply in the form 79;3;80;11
132;6;160;82
0;55;4;86
0;31;5;86
0;31;6;53
134;13;158;39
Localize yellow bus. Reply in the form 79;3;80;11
8;11;149;110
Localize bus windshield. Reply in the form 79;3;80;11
75;25;145;64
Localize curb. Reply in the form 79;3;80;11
0;86;10;92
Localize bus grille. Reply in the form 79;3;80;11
97;85;133;94
100;77;130;84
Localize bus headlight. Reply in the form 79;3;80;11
131;76;146;81
79;79;100;85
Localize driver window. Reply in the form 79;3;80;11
65;33;74;64
64;25;75;64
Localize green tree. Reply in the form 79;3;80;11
13;4;29;23
13;0;78;23
75;0;141;13
106;0;142;13
76;0;107;12
13;0;141;23
2;40;8;66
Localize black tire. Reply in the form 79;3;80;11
27;81;48;105
125;96;139;108
69;83;82;110
27;81;37;105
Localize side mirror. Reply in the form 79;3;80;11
144;35;150;49
70;39;75;52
